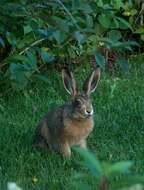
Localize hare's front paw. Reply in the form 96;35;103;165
78;139;87;149
60;143;71;157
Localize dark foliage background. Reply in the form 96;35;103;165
0;0;143;91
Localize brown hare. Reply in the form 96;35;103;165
33;68;101;157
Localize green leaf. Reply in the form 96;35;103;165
37;29;55;37
116;57;129;72
40;48;55;63
9;51;37;72
105;161;133;175
98;14;111;28
113;18;119;28
113;0;124;10
30;18;44;29
16;33;35;49
74;31;85;44
116;17;133;31
52;16;69;32
12;53;37;71
26;51;37;70
0;37;5;47
95;52;106;68
74;148;103;177
86;15;93;28
12;55;30;64
97;0;104;7
108;30;122;42
3;3;26;17
6;32;17;47
23;25;33;35
78;2;93;13
135;27;144;34
53;30;66;44
110;41;139;50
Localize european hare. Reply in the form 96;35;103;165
34;68;101;157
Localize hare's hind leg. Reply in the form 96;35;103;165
33;135;48;149
33;122;51;149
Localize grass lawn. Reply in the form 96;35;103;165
0;56;144;190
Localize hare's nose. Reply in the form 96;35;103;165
86;109;93;115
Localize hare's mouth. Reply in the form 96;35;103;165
79;109;93;119
85;109;93;116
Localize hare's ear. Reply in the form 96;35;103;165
62;69;77;97
83;68;101;95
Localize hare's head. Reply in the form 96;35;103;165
62;68;101;119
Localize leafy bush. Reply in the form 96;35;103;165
0;0;143;91
72;148;144;190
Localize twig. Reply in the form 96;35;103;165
19;38;46;55
134;2;144;26
0;38;46;69
56;0;80;30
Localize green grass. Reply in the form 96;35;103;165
0;57;144;190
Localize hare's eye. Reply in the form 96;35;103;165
75;100;82;107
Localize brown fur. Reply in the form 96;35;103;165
63;117;94;145
33;68;100;157
33;104;94;157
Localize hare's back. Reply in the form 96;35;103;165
44;105;66;133
34;105;65;147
